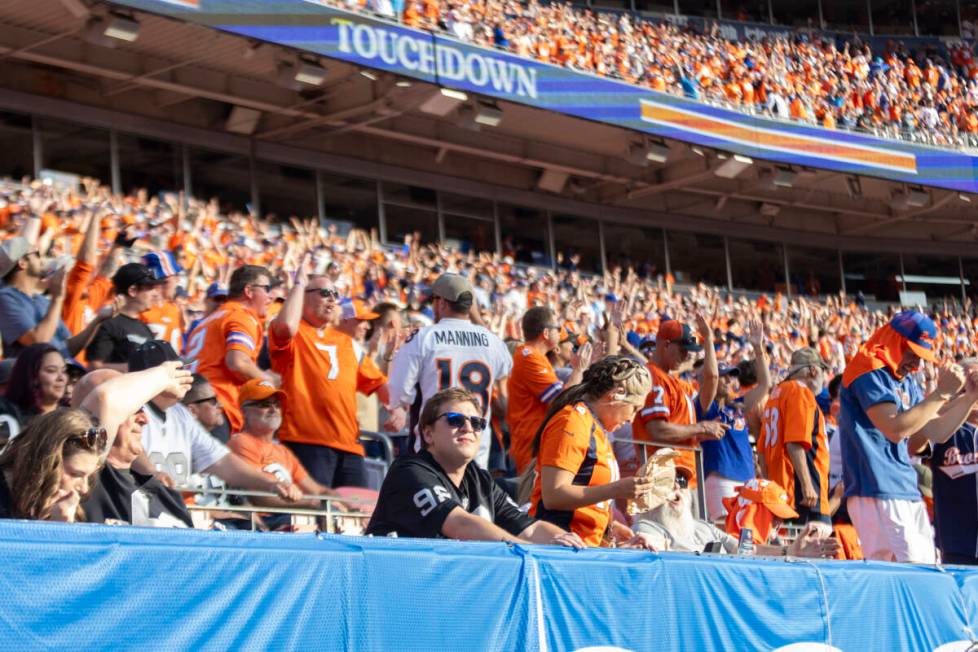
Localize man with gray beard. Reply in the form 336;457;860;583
632;465;840;558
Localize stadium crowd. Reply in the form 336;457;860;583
0;173;975;565
362;0;978;148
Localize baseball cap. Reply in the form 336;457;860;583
657;320;703;352
889;310;938;363
239;378;286;406
340;299;380;321
786;347;829;376
128;340;181;372
638;335;656;352
113;263;164;295
206;282;229;300
718;364;740;377
431;273;474;303
0;237;31;278
735;479;799;520
142;250;183;280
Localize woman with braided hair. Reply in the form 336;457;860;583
529;356;660;548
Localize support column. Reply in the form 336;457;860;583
109;129;121;196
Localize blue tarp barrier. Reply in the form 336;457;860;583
1;520;976;651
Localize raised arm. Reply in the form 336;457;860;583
695;313;719;412
866;364;965;444
742;317;771;414
79;361;192;455
269;255;309;341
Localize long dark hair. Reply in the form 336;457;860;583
531;356;651;456
0;408;104;520
5;343;61;414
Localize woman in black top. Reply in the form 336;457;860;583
0;408;107;521
0;343;68;442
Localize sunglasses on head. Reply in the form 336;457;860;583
305;287;339;299
675;474;689;489
437;412;487;431
71;426;108;451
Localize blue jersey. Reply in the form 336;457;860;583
698;398;755;483
840;368;923;500
930;423;978;558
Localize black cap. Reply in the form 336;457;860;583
129;340;181;372
113;263;163;295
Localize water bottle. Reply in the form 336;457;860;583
737;528;755;556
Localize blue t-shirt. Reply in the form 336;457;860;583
930;423;978;558
0;285;71;358
698;398;755;483
840;368;923;500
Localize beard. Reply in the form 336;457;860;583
251;412;282;434
647;491;697;551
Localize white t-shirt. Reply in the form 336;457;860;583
388;317;512;469
141;402;229;487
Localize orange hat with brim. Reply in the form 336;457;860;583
239;378;286;407
735;479;799;520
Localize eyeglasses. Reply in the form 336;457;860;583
245;399;280;410
437;412;487;431
675;474;689;490
71;426;108;450
249;283;272;293
189;396;219;407
305;287;339;299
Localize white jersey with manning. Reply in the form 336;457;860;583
388;317;512;469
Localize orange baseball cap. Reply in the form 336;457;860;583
340;299;380;321
657;320;703;352
238;378;286;407
735;479;799;520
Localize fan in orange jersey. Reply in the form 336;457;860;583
269;262;389;489
140;251;185;352
530;356;659;549
758;347;832;531
183;265;274;433
632;317;726;487
507;306;589;474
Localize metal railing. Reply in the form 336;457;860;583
613;437;708;520
177;486;374;534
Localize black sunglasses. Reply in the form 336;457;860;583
437;412;487;431
245;399;280;410
249;283;272;292
675;474;689;489
189;396;219;407
71;426;108;451
305;287;339;299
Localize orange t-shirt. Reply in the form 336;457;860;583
632;361;700;486
141;301;184;352
531;402;619;547
228;432;309;485
506;344;563;473
758;380;829;517
184;300;264;433
269;322;386;456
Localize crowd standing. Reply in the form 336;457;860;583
0;174;975;565
343;0;978;148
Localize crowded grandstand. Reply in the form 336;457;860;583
1;0;978;647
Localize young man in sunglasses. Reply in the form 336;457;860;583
183;264;275;434
269;262;388;489
366;387;583;547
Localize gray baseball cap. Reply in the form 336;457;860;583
0;237;31;278
431;273;474;302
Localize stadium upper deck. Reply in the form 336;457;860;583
0;0;976;303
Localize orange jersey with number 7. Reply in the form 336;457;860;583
632;361;700;487
269;322;386;455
